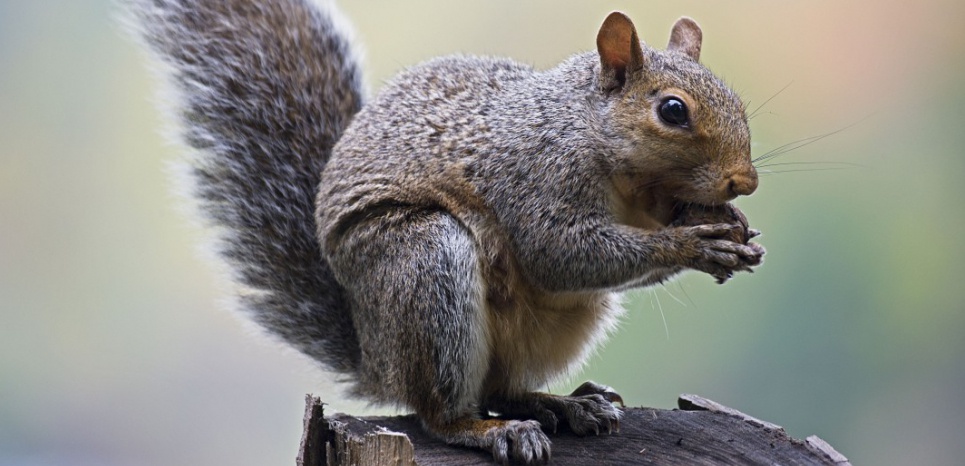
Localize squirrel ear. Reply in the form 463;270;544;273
667;17;702;61
596;11;645;92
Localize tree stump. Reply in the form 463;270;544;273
298;394;850;466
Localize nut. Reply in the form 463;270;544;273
670;203;753;244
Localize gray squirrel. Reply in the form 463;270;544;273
128;0;764;463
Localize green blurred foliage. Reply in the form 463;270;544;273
2;0;964;464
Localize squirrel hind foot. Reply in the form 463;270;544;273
569;380;625;407
427;417;551;465
539;389;623;437
483;381;624;438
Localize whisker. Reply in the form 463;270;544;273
650;289;671;340
758;167;854;175
749;111;779;121
752;133;830;164
748;81;793;119
676;281;697;308
756;161;868;169
660;283;687;307
752;113;873;165
631;175;684;192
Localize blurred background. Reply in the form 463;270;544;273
2;0;963;464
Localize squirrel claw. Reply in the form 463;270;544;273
487;420;551;466
569;381;625;407
714;270;734;284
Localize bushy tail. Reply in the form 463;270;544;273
128;0;363;373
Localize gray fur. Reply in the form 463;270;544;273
319;49;750;294
328;208;489;413
129;2;760;463
127;0;364;373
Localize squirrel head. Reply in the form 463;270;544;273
597;12;756;207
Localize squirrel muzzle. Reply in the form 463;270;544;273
725;167;758;198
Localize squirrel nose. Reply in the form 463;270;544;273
726;170;758;197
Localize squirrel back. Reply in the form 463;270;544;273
128;0;364;374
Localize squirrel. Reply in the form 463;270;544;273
128;0;764;463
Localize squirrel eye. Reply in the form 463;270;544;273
658;97;689;127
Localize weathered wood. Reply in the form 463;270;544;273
299;394;851;466
297;395;328;466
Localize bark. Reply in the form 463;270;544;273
298;394;850;466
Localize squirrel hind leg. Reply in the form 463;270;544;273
483;382;623;437
331;208;553;463
331;208;554;463
327;207;493;414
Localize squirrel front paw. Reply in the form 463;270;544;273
661;223;764;284
668;203;766;283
